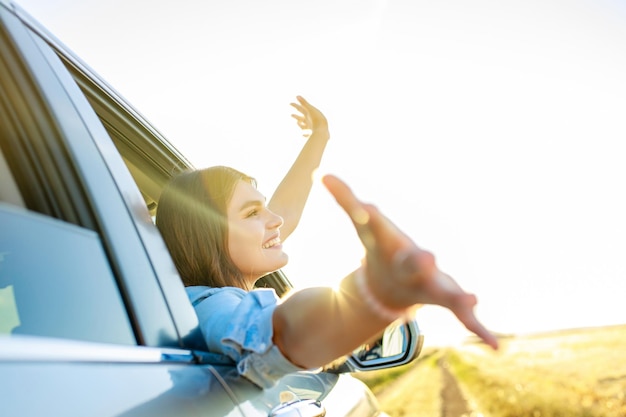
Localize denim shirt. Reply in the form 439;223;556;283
186;286;306;388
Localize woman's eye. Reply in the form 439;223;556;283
246;210;259;218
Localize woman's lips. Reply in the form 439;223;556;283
262;236;282;249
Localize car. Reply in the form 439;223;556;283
0;1;424;416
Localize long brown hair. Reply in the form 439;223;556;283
156;166;256;290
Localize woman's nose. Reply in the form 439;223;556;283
267;210;284;229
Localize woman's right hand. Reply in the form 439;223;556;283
322;174;499;350
290;96;329;139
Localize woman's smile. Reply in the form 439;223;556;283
263;236;282;249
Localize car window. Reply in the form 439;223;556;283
0;17;136;346
1;7;206;349
0;203;135;344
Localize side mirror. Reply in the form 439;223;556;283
328;319;424;373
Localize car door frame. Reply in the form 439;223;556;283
3;0;201;349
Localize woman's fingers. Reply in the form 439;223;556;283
322;175;368;226
290;100;312;133
290;102;306;115
452;298;499;350
322;174;380;249
323;174;420;258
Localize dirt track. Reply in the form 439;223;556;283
437;357;470;417
376;354;472;417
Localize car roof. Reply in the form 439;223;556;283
9;0;194;216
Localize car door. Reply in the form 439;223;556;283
0;3;246;416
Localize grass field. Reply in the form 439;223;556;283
354;324;626;417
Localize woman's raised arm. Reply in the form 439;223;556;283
268;96;330;241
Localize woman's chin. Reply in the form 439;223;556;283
276;252;289;268
261;251;289;272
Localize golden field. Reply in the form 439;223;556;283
354;324;626;417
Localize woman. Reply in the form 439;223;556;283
156;97;498;388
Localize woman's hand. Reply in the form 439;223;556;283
290;96;329;139
322;174;499;350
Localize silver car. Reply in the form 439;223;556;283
0;1;424;416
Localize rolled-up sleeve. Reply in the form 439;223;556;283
187;286;307;388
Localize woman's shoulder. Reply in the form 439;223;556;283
186;285;279;307
186;285;246;306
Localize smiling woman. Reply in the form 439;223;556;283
153;96;498;388
155;163;499;389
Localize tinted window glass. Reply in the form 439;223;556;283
0;204;135;345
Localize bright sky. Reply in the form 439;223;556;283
16;0;626;346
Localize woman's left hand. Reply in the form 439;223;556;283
322;174;499;350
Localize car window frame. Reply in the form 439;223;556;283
1;4;196;348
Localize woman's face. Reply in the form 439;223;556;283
226;180;288;283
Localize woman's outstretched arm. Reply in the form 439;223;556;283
268;96;330;241
272;175;498;369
